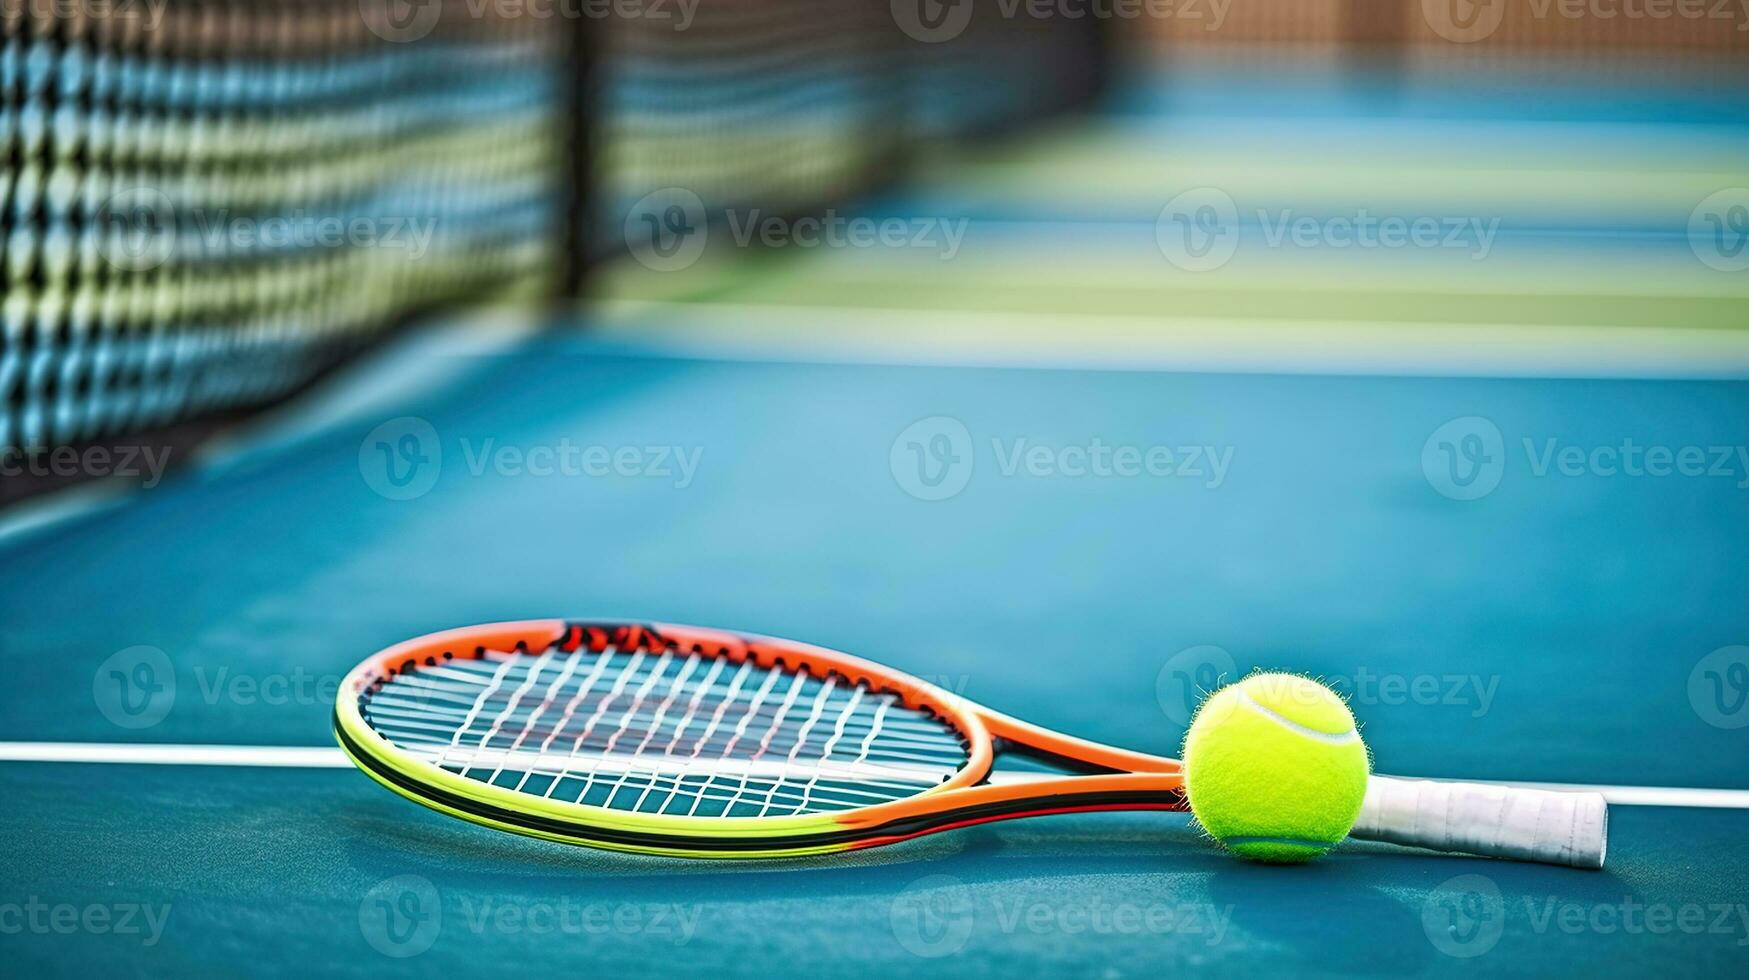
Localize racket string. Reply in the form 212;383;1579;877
360;642;971;816
370;659;965;754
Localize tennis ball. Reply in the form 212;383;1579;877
1182;673;1369;863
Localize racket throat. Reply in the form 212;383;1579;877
986;737;1131;780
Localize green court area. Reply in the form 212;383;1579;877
597;100;1749;336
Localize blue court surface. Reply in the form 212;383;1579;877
6;55;1749;979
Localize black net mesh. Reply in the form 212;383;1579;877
0;1;576;468
0;0;1111;500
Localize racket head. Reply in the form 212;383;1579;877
334;620;999;857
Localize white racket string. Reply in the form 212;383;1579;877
358;642;970;816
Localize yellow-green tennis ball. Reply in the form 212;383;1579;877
1182;673;1369;863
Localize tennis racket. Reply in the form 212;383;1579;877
334;620;1607;868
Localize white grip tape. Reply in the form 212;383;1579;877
1351;775;1608;869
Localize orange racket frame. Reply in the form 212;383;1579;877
334;620;1188;857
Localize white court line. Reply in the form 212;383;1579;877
1;741;1746;809
1494;780;1749;809
0;743;354;768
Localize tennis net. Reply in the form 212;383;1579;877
2;1;1112;501
1;0;578;486
596;0;1111;259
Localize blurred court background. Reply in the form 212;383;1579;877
4;0;1746;499
3;1;1749;976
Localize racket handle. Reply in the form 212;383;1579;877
1351;775;1608;869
